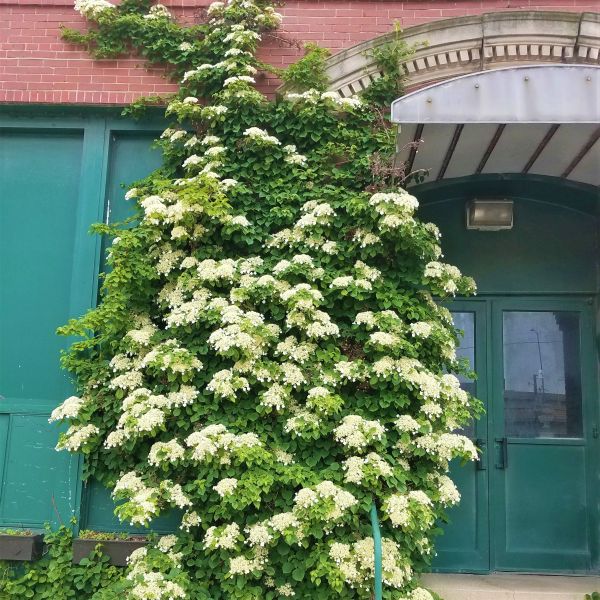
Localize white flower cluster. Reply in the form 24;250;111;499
213;477;238;497
354;309;401;329
109;388;168;442
369;331;400;347
126;321;157;346
436;474;461;506
139;194;195;226
185;424;262;465
197;258;237;282
268;200;337;254
56;423;99;451
243;127;280;145
113;471;160;526
411;589;435;600
275;337;315;364
207;368;250;400
333;415;385;450
384;490;433;531
163;480;192;509
369;190;419;230
127;543;185;600
143;4;171;20
104;387;194;450
352;228;381;248
141;339;202;375
49;395;85;422
245;523;272;547
334;360;367;383
204;522;241;550
286;89;362;111
281;283;339;339
208;310;279;358
395;414;421;434
424;261;476;296
342;453;393;485
293;481;358;524
409;321;433;339
148;439;185;466
282;144;307;166
124;187;139;200
305;386;341;415
228;549;267;575
74;0;113;20
416;432;478;463
128;572;185;600
180;510;201;531
223;25;260;46
329;537;411;590
259;383;290;411
224;75;256;87
284;409;321;436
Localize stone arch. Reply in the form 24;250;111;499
322;11;600;96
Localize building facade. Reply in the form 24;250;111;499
0;0;599;579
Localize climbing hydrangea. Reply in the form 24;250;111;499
53;1;481;598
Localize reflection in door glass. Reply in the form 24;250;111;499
451;312;476;439
503;311;583;438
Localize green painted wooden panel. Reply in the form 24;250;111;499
0;130;84;407
0;416;79;528
0;130;86;528
0;416;9;508
105;132;162;225
496;443;589;570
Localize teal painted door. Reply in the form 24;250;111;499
0;130;85;528
490;298;597;572
434;297;598;573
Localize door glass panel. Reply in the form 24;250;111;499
452;311;476;439
503;311;583;438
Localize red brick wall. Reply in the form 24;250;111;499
0;0;596;104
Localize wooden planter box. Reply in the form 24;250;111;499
72;538;146;566
0;534;44;561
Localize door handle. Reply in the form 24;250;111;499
475;438;486;471
495;437;508;469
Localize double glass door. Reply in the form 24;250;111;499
433;298;598;573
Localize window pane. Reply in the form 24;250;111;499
503;311;583;438
451;311;476;439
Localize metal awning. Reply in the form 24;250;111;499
391;65;600;187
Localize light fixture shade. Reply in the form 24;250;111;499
466;199;514;231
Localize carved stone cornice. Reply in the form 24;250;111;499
319;12;600;96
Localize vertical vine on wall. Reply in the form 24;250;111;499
4;1;480;599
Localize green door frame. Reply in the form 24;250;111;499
436;295;600;574
433;299;490;573
489;296;599;573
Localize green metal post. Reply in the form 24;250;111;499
370;503;383;600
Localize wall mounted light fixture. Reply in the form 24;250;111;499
466;199;514;231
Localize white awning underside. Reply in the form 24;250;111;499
391;65;600;187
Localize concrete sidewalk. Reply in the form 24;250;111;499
422;573;600;600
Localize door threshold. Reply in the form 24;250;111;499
422;573;600;600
